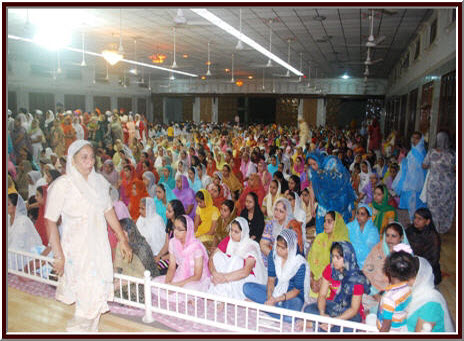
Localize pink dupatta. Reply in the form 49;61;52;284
170;215;210;280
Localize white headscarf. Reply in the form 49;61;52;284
292;192;306;226
271;198;295;238
66;140;110;212
358;160;372;193
226;217;266;284
27;170;42;199
136;197;166;256
16;113;29;130
45;110;55;128
272;229;310;301
8;194;43;269
407;257;454;332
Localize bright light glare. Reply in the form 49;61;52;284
11;8;97;28
8;34;198;78
34;27;72;50
102;50;124;66
342;74;350;79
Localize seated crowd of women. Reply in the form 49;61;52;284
7;117;454;333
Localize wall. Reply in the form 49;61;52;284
302;98;318;127
218;96;238;123
8;60;151;115
275;97;299;126
200;97;213;122
182;97;193;121
385;9;456;147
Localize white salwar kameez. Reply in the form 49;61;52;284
45;140;114;332
208;217;267;300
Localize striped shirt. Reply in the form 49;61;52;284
377;281;412;331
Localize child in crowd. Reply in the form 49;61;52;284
376;244;417;332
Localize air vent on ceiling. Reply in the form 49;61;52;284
313;15;326;21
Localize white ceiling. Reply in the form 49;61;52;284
7;6;432;82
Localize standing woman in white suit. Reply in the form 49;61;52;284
45;140;132;332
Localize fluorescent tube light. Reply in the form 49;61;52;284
8;34;198;78
191;9;303;77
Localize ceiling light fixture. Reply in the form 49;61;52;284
236;8;244;50
8;34;198;77
192;9;303;76
206;41;212;76
235;80;243;87
266;21;273;67
230;53;235;83
171;27;178;69
341;73;350;79
150;52;167;64
102;49;123;66
118;9;124;54
80;31;87;66
130;38;138;75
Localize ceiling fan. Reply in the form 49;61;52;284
346;47;383;66
218;53;236;84
286;53;304;83
235;9;253;52
250;21;278;67
348;9;388;49
272;39;294;78
298;64;313;90
174;9;211;27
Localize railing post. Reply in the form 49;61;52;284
142;270;155;324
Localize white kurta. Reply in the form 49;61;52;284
45;175;114;319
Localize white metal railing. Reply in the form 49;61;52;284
8;248;378;333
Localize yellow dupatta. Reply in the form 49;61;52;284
308;212;350;280
195;189;220;242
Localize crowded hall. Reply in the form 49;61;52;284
5;5;459;335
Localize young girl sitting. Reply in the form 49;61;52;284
376;244;417;332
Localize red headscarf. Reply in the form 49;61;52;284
120;164;135;206
129;179;149;220
237;173;266;212
34;185;49;246
206;159;217;178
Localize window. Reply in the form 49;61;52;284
29;92;55;112
430;19;437;45
117;97;132;113
414;39;420;60
137;98;147;115
94;96;111;112
401;53;409;72
8;91;17;113
30;64;53;78
438;71;456;147
406;89;418;139
64;94;86;111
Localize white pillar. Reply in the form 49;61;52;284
298;98;304;120
85;93;93;112
212;97;219;123
162;97;167;124
55;92;65;110
192;97;200;123
428;79;441;147
16;87;28;111
316;98;326;127
111;96;118;111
